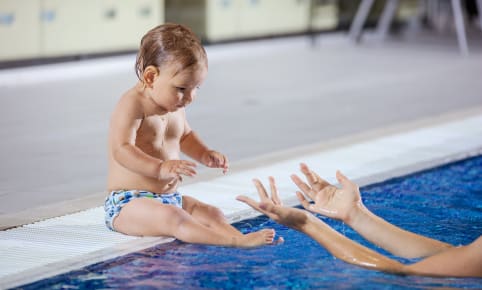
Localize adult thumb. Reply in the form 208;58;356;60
336;170;352;188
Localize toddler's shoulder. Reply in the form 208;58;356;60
109;89;146;124
116;88;144;111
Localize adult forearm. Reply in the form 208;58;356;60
405;236;482;277
302;215;404;274
347;205;452;258
113;143;161;178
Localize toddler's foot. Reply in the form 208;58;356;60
238;229;277;248
273;236;284;245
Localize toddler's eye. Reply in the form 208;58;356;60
176;87;186;93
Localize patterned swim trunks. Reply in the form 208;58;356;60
104;190;183;231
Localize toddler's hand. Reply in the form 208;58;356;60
158;160;197;181
201;150;229;174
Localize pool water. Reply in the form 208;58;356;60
18;155;482;289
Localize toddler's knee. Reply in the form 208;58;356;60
208;206;226;222
168;206;191;227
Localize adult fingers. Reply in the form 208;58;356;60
290;174;314;200
296;191;313;211
268;176;282;206
336;170;357;190
299;163;317;186
252;179;269;201
236;195;265;214
300;163;330;190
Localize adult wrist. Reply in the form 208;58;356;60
345;202;366;228
300;212;319;233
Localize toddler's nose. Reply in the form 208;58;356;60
183;92;194;104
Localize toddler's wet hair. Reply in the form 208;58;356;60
135;23;207;80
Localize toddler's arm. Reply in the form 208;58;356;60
180;130;210;163
110;96;160;178
180;119;229;172
110;95;196;180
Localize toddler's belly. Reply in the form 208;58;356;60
107;171;179;194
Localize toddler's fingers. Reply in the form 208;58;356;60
218;154;228;168
207;154;218;167
221;155;229;173
182;160;197;168
178;166;197;177
214;154;224;167
222;155;230;168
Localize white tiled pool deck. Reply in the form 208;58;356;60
1;112;482;289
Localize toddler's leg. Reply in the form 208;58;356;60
113;198;273;247
182;196;242;237
183;196;278;246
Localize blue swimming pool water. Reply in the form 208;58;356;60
18;155;482;289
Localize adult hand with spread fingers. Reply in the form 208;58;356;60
236;177;310;231
291;163;363;223
236;165;482;278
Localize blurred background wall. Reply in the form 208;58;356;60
0;0;429;65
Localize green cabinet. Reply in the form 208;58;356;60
0;0;164;61
166;0;339;42
0;0;41;60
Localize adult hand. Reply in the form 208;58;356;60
291;163;362;223
237;177;309;231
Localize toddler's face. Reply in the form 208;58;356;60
151;63;207;112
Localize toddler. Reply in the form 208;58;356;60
105;23;276;247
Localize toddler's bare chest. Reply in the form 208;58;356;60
136;115;183;148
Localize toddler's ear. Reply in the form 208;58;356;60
143;66;159;88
